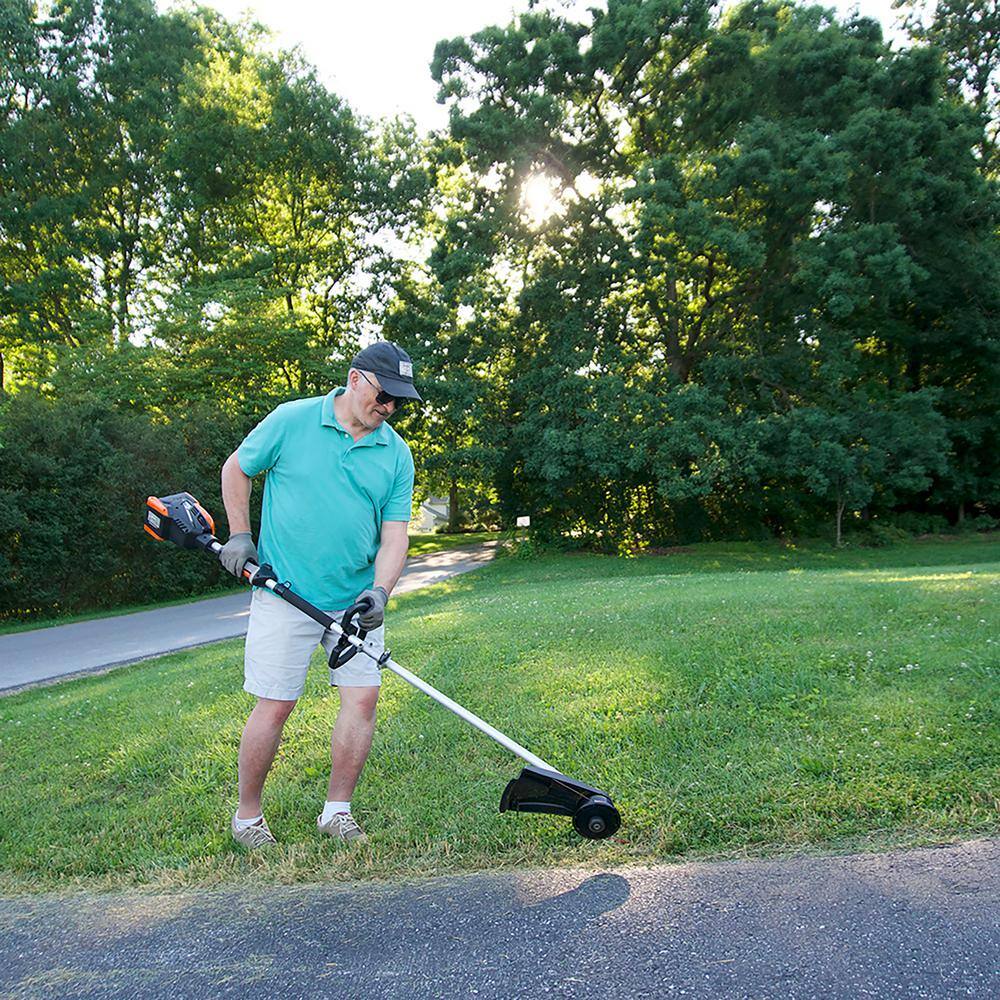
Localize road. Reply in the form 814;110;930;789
1;838;996;999
0;543;497;694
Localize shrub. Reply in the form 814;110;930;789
851;522;910;548
959;514;999;533
0;391;247;620
893;511;951;535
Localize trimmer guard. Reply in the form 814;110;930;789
500;765;622;840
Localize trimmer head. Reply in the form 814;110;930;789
500;765;621;840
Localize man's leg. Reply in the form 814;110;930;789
327;686;380;801
238;696;297;818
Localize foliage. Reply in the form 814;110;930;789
426;0;999;546
0;0;998;615
896;0;1000;174
0;390;246;618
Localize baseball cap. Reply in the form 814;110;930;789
350;341;422;401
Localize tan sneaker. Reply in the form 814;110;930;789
231;814;277;850
317;812;368;843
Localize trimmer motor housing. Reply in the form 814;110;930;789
144;493;217;551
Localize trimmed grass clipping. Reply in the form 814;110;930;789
0;536;997;892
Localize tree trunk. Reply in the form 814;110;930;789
667;352;692;382
906;349;922;390
448;479;459;533
957;501;965;525
836;497;846;547
118;254;131;345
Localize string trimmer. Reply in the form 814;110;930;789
144;492;622;840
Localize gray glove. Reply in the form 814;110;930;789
219;532;258;580
356;586;388;630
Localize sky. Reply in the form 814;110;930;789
157;1;911;131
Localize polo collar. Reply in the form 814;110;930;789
321;388;389;446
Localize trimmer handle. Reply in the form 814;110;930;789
328;599;370;670
146;492;378;672
219;550;372;671
340;598;372;632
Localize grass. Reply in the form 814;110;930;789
405;529;499;557
0;530;500;636
0;534;997;893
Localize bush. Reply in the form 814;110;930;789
893;511;951;535
0;391;248;620
959;514;999;533
848;522;910;548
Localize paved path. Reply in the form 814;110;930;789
1;839;996;999
0;543;498;694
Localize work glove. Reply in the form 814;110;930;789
219;532;258;580
356;586;388;630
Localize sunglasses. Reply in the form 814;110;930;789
359;370;406;410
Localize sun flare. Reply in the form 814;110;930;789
520;172;562;227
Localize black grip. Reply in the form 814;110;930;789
339;599;371;636
328;600;370;670
272;582;336;630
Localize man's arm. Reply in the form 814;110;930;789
221;450;252;533
373;520;409;596
219;450;257;579
356;520;408;629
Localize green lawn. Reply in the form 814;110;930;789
0;535;997;893
405;529;499;557
0;530;500;636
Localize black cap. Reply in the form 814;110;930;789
350;341;422;401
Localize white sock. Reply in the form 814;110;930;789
234;811;263;830
321;800;351;823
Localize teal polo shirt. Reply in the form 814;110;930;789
237;388;414;610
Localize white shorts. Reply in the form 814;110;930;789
244;588;383;700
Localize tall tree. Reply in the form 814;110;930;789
896;0;1000;174
429;0;999;543
157;33;430;413
0;0;202;384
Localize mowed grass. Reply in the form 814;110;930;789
0;536;997;893
406;529;499;557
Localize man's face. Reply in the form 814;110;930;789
352;369;396;429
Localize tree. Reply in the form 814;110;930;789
0;0;203;382
896;0;1000;174
427;0;998;545
156;32;430;412
774;383;949;545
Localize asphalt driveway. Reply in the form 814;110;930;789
1;838;996;999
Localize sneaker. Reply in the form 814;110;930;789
317;811;368;843
231;814;277;850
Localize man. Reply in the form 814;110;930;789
218;341;420;849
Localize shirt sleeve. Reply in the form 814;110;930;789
382;445;415;521
237;404;287;478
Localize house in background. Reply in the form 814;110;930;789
415;497;450;533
